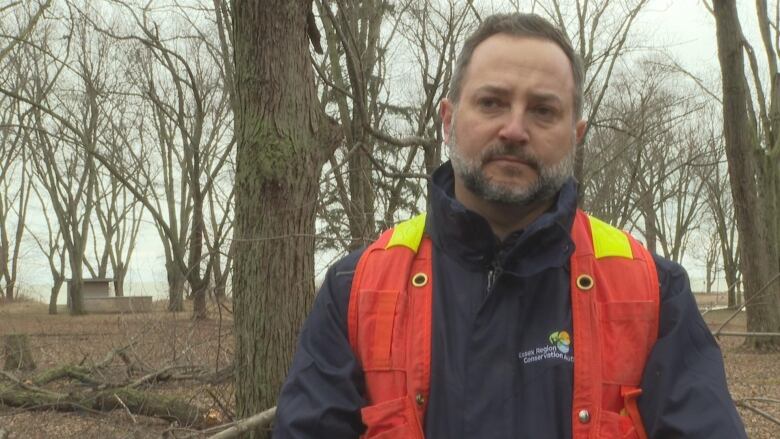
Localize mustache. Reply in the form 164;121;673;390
480;143;542;171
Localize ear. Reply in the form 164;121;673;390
575;119;588;145
440;98;454;144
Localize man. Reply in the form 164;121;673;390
273;13;747;439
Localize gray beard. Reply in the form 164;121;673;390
447;129;575;207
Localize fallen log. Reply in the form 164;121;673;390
0;385;206;427
32;364;102;386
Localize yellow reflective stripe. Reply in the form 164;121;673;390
587;215;633;259
386;213;427;253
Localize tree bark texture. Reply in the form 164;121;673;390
2;335;36;371
713;0;780;350
231;1;330;437
47;278;63;315
167;261;186;312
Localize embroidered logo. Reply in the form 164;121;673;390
518;329;574;365
549;331;571;354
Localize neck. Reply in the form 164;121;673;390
454;179;555;241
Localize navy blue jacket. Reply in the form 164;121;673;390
273;162;747;438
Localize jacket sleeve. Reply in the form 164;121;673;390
638;255;747;439
273;250;367;438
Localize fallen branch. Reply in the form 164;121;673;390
205;406;277;439
113;393;138;424
714;273;780;336
715;331;780;337
1;370;65;398
735;399;780;426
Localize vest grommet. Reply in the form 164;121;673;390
578;409;591;424
576;274;594;291
415;393;425;406
411;273;428;287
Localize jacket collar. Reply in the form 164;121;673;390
426;161;577;274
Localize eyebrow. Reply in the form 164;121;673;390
472;85;564;105
473;85;510;95
528;91;563;105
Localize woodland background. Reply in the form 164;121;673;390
0;0;779;437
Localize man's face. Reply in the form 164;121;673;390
440;34;587;206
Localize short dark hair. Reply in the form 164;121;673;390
448;13;584;119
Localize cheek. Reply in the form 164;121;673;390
455;121;494;152
540;129;577;159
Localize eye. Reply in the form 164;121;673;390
477;97;504;110
532;105;557;119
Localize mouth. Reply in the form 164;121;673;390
486;155;534;168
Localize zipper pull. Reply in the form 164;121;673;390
486;263;502;293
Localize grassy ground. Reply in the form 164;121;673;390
0;298;778;438
0;298;234;438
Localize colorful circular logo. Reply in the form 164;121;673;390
549;331;571;354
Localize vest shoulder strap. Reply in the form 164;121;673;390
347;214;431;438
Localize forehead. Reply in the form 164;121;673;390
462;34;575;102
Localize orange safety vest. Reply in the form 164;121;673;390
348;210;659;439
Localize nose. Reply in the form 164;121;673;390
497;110;530;144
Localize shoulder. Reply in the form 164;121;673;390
312;247;367;330
650;253;692;303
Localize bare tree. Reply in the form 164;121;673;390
0;53;34;302
712;0;780;349
28;183;68;314
0;0;52;64
85;166;143;297
315;0;471;255
16;7;104;315
583;59;703;243
76;1;236;318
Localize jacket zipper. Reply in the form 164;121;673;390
486;259;503;296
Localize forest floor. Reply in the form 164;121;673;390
0;296;778;438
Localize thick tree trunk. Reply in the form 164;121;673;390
48;278;63;315
232;1;329;437
192;279;208;320
68;275;85;316
713;0;780;350
166;261;186;312
188;187;208;320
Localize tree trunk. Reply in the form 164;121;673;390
114;262;125;297
48;278;63;315
232;1;330;437
68;276;85;316
192;279;208;320
167;261;185;312
713;0;780;350
2;334;36;371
